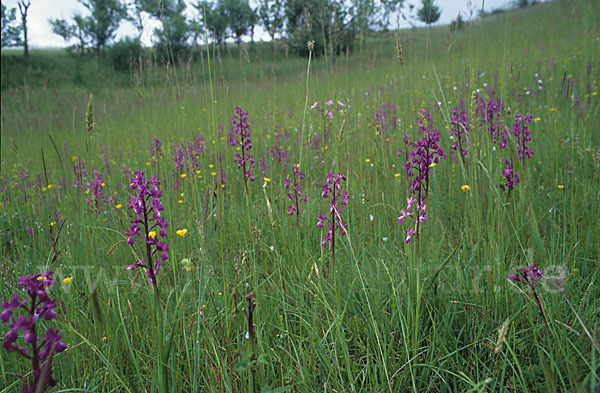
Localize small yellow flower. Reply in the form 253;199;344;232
394;173;400;178
461;185;471;192
429;162;437;168
178;200;183;204
50;222;55;226
296;164;300;168
146;162;151;166
534;117;541;122
85;190;90;194
263;177;271;182
115;204;122;209
176;229;188;237
557;184;565;189
71;155;78;161
209;164;214;168
148;231;157;239
102;336;108;342
365;159;371;163
202;304;207;309
195;170;201;174
47;184;53;189
101;182;106;187
37;276;44;281
218;292;223;296
63;276;73;284
42;187;47;192
185;266;191;272
180;193;184;197
180;173;187;178
211;171;217;176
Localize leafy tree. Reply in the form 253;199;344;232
49;18;74;45
1;2;22;48
223;0;253;44
79;0;127;53
17;0;30;56
257;0;285;41
380;0;406;30
349;0;380;34
285;0;355;57
135;0;190;57
49;0;125;54
417;0;441;25
197;1;228;47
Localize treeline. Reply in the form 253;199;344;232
2;0;448;60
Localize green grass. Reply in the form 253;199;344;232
1;0;599;391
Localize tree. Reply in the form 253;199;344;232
349;0;379;34
380;0;406;30
198;1;228;47
223;0;253;44
1;2;22;48
79;0;127;53
257;0;285;41
417;0;440;25
134;0;190;57
49;18;74;45
285;0;355;57
17;0;30;56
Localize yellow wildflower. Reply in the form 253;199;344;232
176;229;188;237
461;185;471;192
63;277;73;284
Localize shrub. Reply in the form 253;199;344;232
107;37;142;71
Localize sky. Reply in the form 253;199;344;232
2;0;515;49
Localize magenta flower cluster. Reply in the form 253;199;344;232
475;94;505;147
512;113;533;164
449;98;470;159
399;108;445;244
284;165;307;219
71;156;88;189
87;172;107;213
317;172;348;248
1;271;66;392
230;107;255;188
508;263;543;284
372;102;398;144
500;159;520;199
125;170;169;287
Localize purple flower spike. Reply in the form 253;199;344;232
398;107;445;244
317;172;348;271
500;159;520;200
124;170;168;290
231;107;255;193
285;165;307;223
1;271;66;392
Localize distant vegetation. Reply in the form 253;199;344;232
1;0;598;392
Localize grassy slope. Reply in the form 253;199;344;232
1;1;599;391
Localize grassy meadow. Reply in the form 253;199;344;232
1;0;599;391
